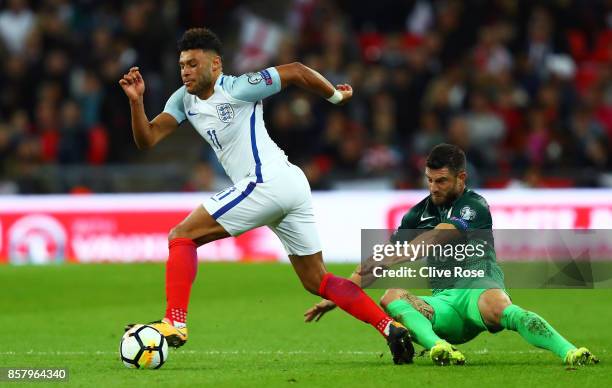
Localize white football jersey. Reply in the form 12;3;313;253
163;68;287;184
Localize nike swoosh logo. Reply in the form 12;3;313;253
420;214;436;221
187;110;198;116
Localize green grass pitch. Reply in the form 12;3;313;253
0;262;609;387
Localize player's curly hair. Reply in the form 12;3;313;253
177;28;223;56
426;143;466;175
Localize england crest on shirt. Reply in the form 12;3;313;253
216;103;234;123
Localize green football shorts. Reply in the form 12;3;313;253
418;288;507;345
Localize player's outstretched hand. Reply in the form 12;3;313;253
119;66;146;102
336;84;353;105
304;299;337;322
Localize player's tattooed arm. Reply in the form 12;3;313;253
357;223;462;285
119;66;179;149
388;223;462;266
275;62;352;105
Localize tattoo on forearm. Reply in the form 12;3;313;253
400;293;434;321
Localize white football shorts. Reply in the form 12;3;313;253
202;162;322;256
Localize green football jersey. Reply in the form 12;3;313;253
392;188;505;294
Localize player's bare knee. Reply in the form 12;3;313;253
168;226;180;241
479;290;511;327
168;224;188;241
490;302;511;326
289;253;326;296
168;223;210;243
380;289;406;309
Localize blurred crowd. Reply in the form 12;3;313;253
0;0;611;193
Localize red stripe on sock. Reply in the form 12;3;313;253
319;273;392;337
164;238;198;325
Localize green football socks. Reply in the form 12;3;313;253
386;299;441;349
501;304;575;360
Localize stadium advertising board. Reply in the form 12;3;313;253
0;190;611;264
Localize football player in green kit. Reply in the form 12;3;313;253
305;143;599;367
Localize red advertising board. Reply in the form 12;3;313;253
1;190;611;264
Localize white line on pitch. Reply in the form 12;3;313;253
1;349;582;356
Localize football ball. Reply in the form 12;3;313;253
120;324;168;369
120;325;168;369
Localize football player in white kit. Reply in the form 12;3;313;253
119;28;414;364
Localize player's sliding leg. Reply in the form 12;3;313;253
289;253;414;364
127;206;230;348
501;305;599;366
381;289;465;366
479;289;599;366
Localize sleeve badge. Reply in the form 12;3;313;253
460;206;476;221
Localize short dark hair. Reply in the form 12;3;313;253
177;28;223;56
426;143;466;175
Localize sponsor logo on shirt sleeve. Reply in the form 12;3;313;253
259;69;273;85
